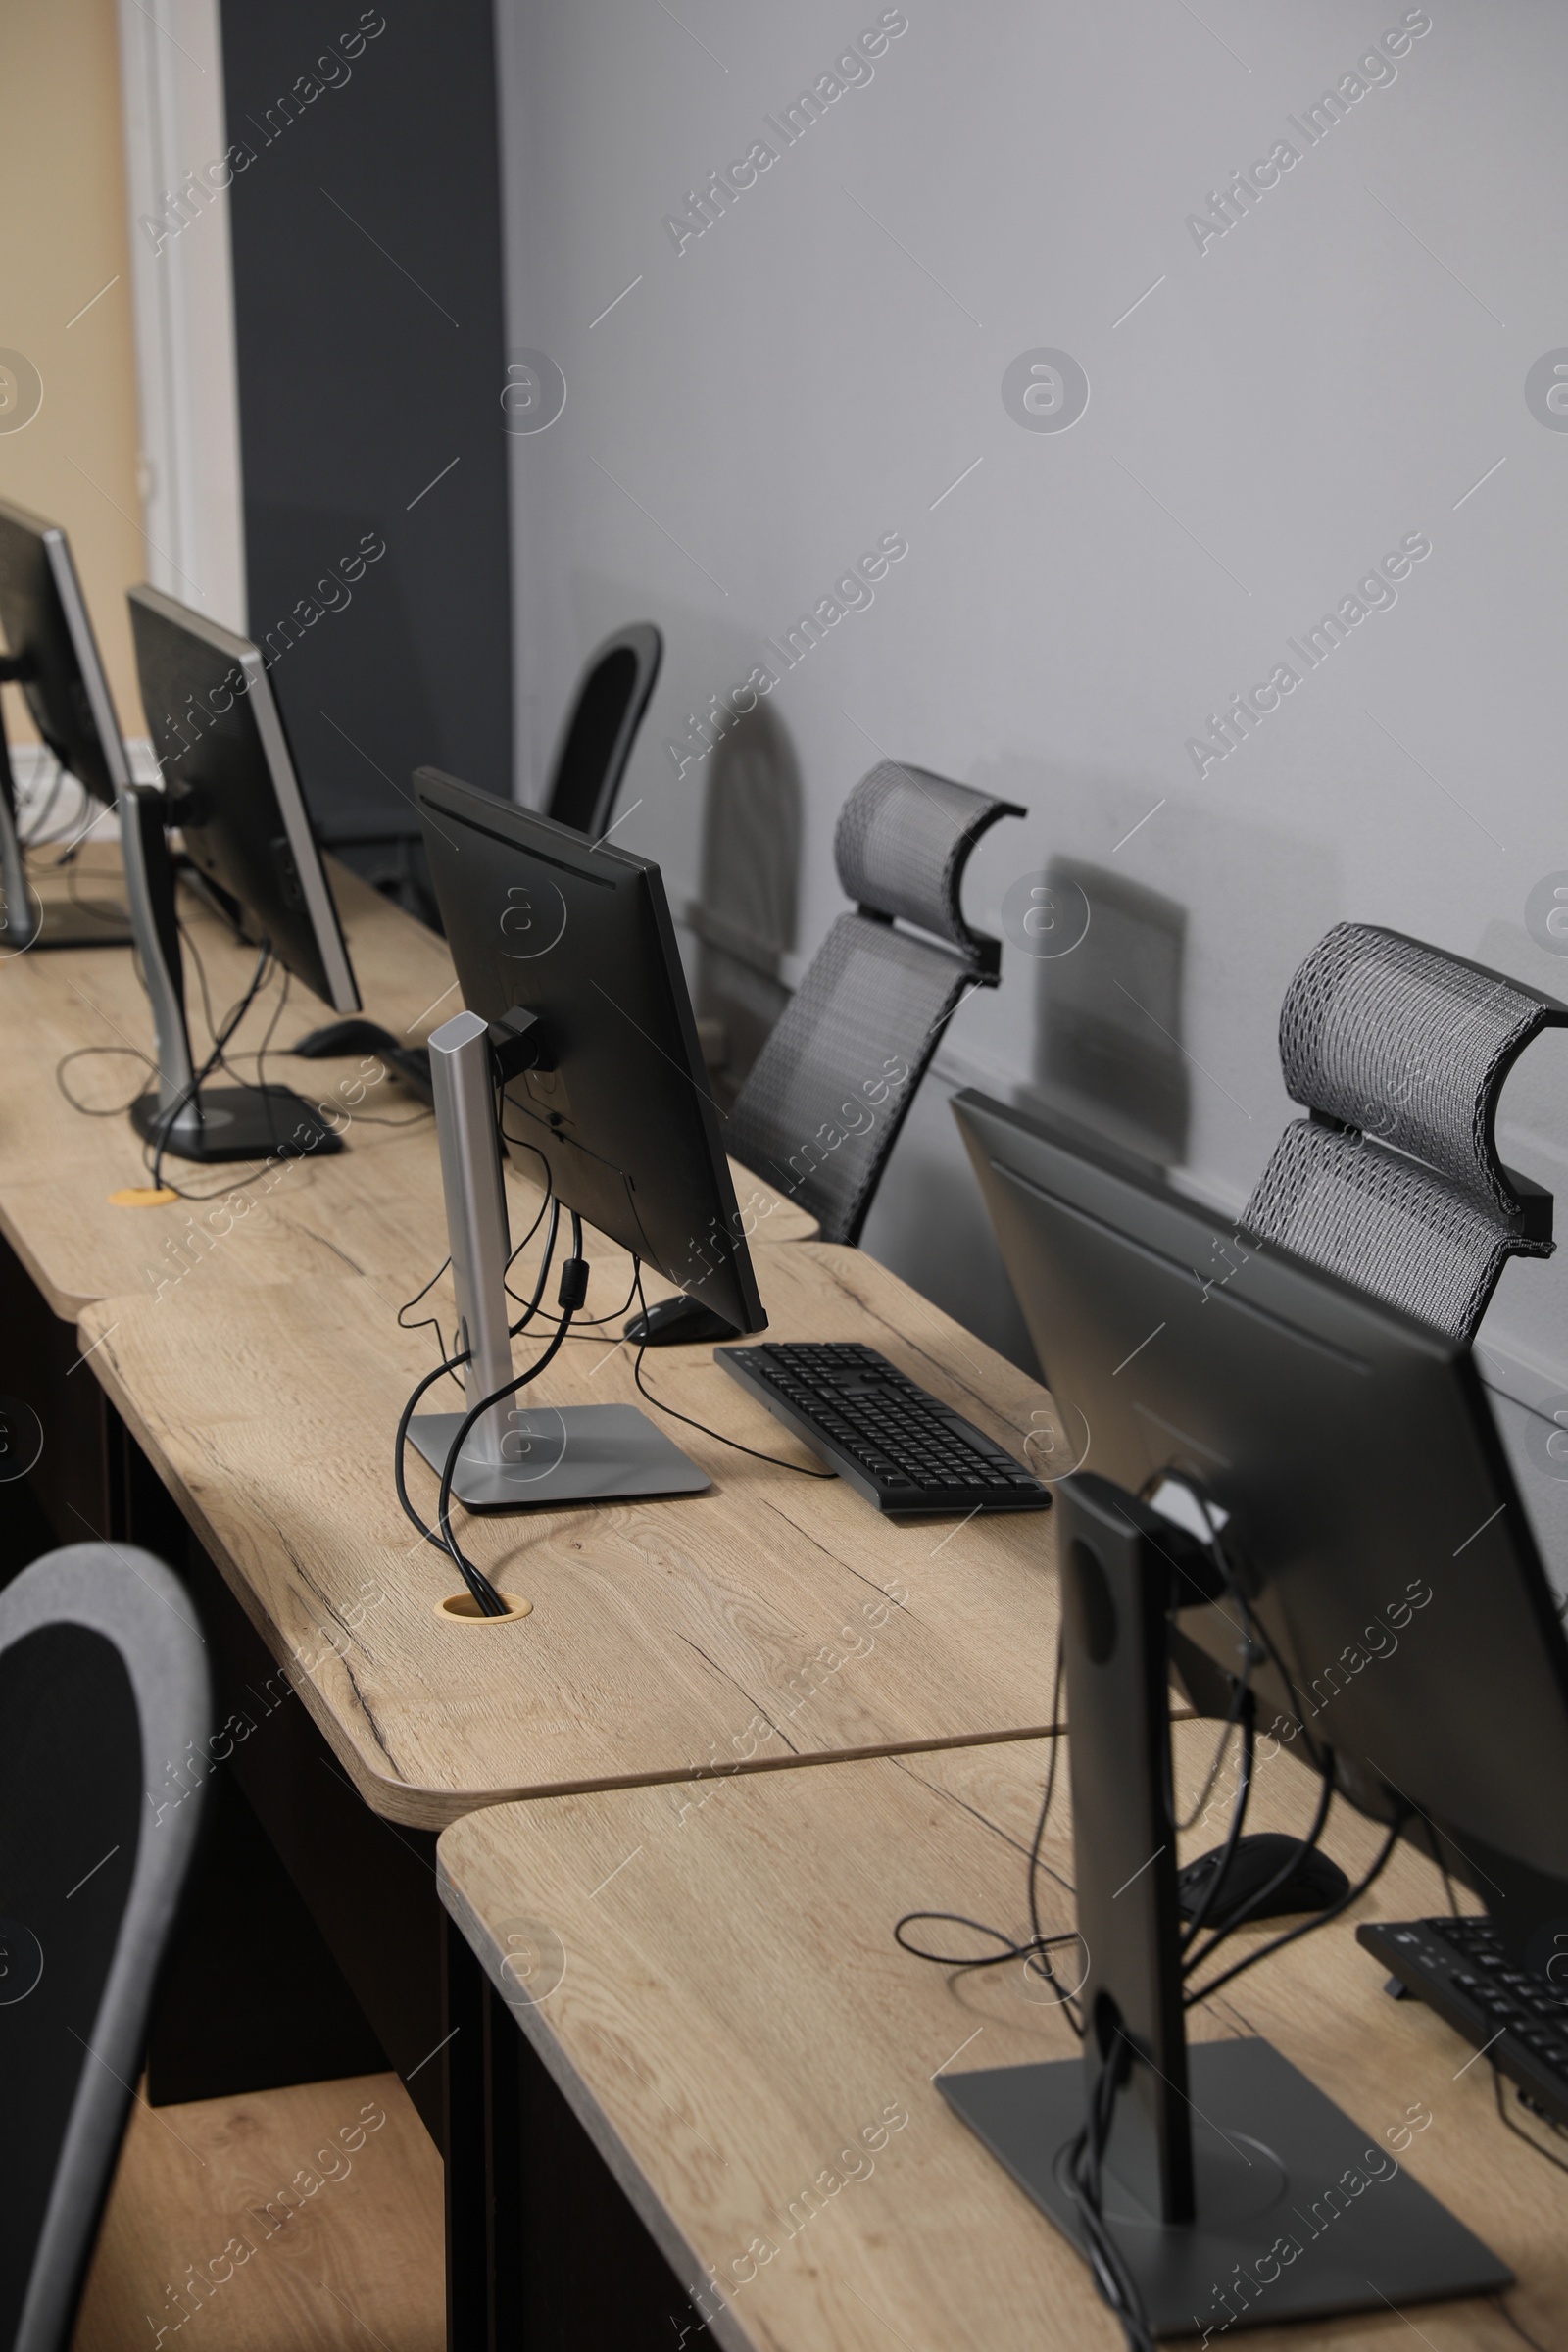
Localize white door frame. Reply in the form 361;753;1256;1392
116;0;246;632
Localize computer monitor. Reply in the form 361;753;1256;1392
941;1087;1568;2330
414;764;765;1340
125;584;360;1165
0;498;135;949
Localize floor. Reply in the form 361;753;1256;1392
71;2070;445;2351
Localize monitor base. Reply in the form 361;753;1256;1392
0;895;135;951
939;2036;1509;2339
130;1084;346;1165
408;1402;710;1510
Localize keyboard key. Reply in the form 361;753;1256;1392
718;1343;1054;1520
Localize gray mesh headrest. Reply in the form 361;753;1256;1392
1279;923;1566;1219
833;762;1022;959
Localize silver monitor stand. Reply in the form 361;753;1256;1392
406;1008;709;1510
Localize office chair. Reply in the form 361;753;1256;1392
724;760;1024;1245
543;621;662;841
1242;923;1568;1341
0;1544;211;2352
293;623;664;1092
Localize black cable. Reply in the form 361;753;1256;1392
55;1044;157;1118
1181;1757;1337;1979
392;1207;561;1617
398;1253;454;1367
1184;1807;1407;2009
1491;2063;1568;2180
180;916;287;1152
508;1200;560;1339
500;1164;557;1304
249;965;290;1149
391;1203;564;1616
896;1634;1086;2034
1177;1698;1255;1954
434;1210;584;1616
627;1269;836;1479
1064;2031;1157;2352
514;1261;641;1331
145;941;273;1194
1174;1674;1250;1834
393;1339;483;1580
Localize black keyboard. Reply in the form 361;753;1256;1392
1358;1914;1568;2126
718;1342;1052;1518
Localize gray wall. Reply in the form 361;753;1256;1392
492;1;1568;1445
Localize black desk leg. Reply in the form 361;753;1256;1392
443;1915;493;2350
443;1930;705;2349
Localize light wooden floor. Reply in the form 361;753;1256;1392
71;2071;444;2352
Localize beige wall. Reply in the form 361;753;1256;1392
0;0;146;742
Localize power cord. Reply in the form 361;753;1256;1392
894;1634;1085;2029
392;1203;585;1620
1139;1469;1347;1991
56;1044;157;1118
626;1268;836;1479
1065;2028;1158;2352
433;1210;586;1616
1177;1697;1255;1955
145;941;274;1194
1491;2062;1568;2179
1183;1808;1406;2009
1181;1761;1336;1982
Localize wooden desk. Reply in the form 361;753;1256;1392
75;1238;1062;1829
437;1721;1568;2351
0;847;813;1318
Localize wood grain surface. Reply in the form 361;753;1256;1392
0;848;814;1318
71;2069;442;2352
438;1722;1568;2352
76;1239;1065;1827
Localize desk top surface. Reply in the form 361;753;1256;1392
0;847;814;1318
438;1722;1568;2352
78;1233;1063;1828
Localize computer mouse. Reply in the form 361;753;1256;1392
623;1294;740;1347
1177;1834;1350;1931
291;1020;433;1103
290;1017;402;1059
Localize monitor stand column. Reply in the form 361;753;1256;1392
120;785;343;1166
937;1471;1511;2339
407;1008;708;1510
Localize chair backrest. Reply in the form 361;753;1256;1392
725;761;1024;1244
542;622;662;841
0;1544;210;2352
1243;923;1568;1339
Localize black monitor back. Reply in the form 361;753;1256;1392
415;765;764;1336
954;1087;1568;1960
128;585;358;1013
0;499;128;807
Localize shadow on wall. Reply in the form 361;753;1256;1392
1027;857;1191;1170
685;701;802;1109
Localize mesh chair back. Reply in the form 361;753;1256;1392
725;762;1023;1243
543;622;662;841
1244;924;1568;1338
0;1544;210;2352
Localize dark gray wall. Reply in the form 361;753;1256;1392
220;2;512;871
